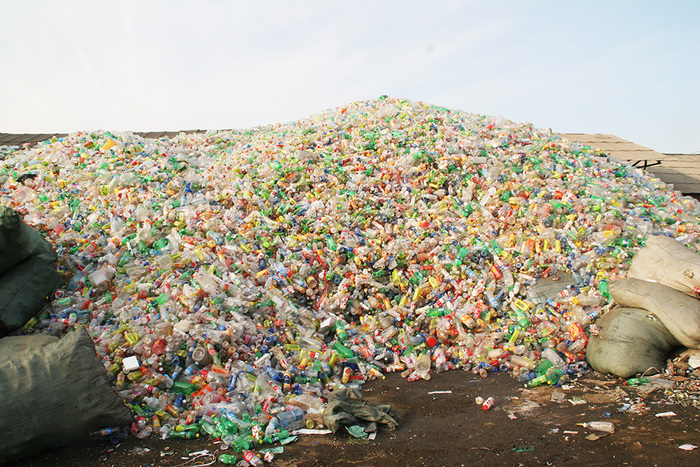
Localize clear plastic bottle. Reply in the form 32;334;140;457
579;421;615;433
541;348;567;370
243;450;264;466
433;347;448;372
413;352;432;380
509;355;536;370
275;406;305;430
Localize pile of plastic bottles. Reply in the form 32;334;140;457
2;96;700;446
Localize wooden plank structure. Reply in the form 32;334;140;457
559;133;700;196
2;131;699;196
644;153;700;196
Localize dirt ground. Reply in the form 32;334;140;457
7;370;700;467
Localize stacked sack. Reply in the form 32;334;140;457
0;205;61;335
587;235;700;377
0;207;131;463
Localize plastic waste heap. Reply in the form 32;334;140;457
2;96;700;446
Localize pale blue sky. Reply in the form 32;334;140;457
1;1;698;153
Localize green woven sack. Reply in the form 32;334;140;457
0;206;55;275
0;253;60;336
0;328;133;463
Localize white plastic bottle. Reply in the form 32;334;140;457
579;421;615;433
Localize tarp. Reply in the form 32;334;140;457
323;388;398;435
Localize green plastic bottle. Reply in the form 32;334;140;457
332;341;354;359
535;359;553;376
525;373;548;388
263;429;290;444
546;369;564;385
599;279;610;299
218;453;238;464
168;430;199;439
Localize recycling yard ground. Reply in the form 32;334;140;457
8;370;700;467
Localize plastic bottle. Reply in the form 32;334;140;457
275;407;305;430
578;421;615;433
541;348;567;370
516;370;537;382
525;374;548;388
624;377;649;386
168;430;199;439
216;415;239;436
199;419;221;439
263;429;290;444
231;435;251;453
535;359;553;376
510;355;536;370
413;352;432;381
332;341;354;359
221;409;252;434
243;450;264;466
546;369;564;386
482;397;495;410
501;266;514;288
218;453;238;465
